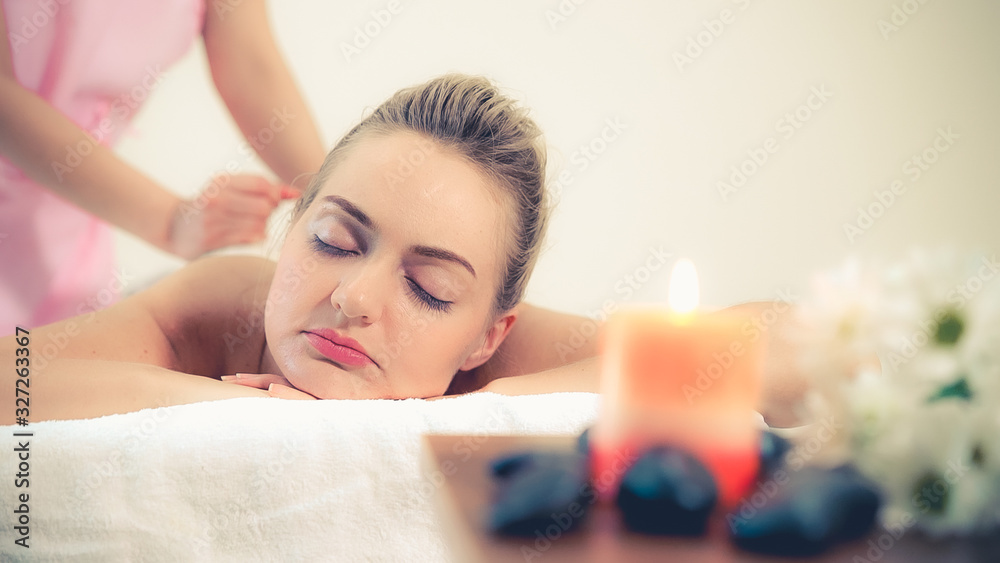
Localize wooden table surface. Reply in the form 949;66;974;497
422;434;1000;563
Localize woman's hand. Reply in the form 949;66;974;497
220;372;318;400
169;174;299;259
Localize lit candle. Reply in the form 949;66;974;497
590;259;764;507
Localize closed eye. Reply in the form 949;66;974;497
406;277;452;313
310;235;358;257
312;235;450;312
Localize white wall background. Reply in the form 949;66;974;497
115;0;1000;315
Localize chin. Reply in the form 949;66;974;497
291;363;376;400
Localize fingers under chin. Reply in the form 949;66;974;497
221;373;281;389
267;383;317;400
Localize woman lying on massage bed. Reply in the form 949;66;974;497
1;75;805;425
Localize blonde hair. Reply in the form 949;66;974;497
294;74;549;315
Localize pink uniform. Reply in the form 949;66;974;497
0;0;204;333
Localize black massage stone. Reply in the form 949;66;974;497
576;426;591;455
728;465;882;557
758;430;792;476
487;450;591;537
615;446;718;536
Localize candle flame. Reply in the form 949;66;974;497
668;259;699;314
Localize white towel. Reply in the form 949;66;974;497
0;392;600;562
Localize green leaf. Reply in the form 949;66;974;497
972;444;985;468
927;377;972;403
934;310;964;345
912;472;948;515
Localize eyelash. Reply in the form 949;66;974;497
405;278;452;313
310;235;356;258
310;236;453;313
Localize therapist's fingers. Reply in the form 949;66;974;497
197;174;290;250
228;175;278;200
224;174;299;205
214;175;284;216
215;192;274;218
202;215;269;247
267;383;318;400
171;174;284;258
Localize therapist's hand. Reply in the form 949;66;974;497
169;174;300;259
220;372;318;400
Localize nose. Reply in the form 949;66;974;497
330;260;386;324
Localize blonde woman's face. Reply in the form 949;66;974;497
262;132;512;399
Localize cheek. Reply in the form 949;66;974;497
270;248;323;307
265;261;316;347
387;317;479;395
265;269;296;326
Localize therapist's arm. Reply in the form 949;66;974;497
0;9;181;252
203;0;326;188
0;9;291;257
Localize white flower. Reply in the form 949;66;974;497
795;248;1000;536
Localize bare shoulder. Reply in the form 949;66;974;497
0;255;277;378
147;254;276;300
140;255;276;376
449;304;602;394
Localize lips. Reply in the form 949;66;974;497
304;329;376;368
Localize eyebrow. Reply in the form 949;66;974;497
321;195;477;278
412;245;477;279
322;195;375;230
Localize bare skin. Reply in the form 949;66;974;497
0;255;603;423
0;253;806;425
0;126;809;426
